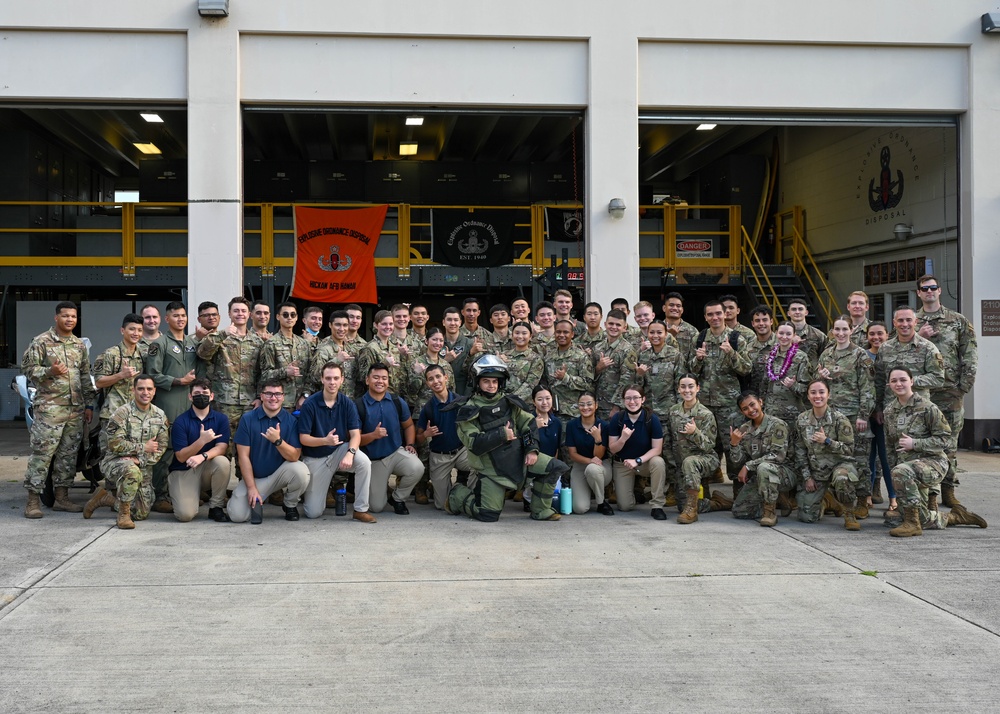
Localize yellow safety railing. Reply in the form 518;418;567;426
741;226;788;322
774;206;838;329
639;204;743;283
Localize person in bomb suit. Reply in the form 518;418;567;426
445;355;569;522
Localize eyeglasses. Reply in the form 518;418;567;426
918;285;939;292
199;312;220;319
623;395;643;402
578;401;596;407
261;392;285;399
280;312;297;318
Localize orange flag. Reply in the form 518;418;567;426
290;205;387;303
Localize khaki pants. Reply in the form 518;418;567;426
369;448;424;513
302;447;373;518
429;449;471;510
167;455;231;522
612;457;667;511
569;461;612;514
227;461;310;523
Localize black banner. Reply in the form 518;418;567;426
432;209;515;267
544;206;585;242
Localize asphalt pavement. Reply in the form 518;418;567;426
0;422;997;713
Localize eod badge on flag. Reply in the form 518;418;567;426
431;209;515;267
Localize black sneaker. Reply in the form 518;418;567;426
596;501;615;516
386;494;409;515
650;508;667;521
283;505;300;521
208;506;231;523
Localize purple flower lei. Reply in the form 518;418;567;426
766;343;799;382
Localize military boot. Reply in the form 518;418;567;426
759;502;777;527
24;491;43;519
53;486;83;513
413;483;430;506
889;506;922;537
871;479;884;504
777;491;797;517
116;500;135;530
664;483;677;508
677;489;700;524
822;491;845;517
941;481;961;508
946;505;988;529
927;492;938;512
83;487;116;518
853;499;869;520
842;501;861;531
708;489;733;512
268;489;284;506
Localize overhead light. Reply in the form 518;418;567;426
893;223;913;241
399;142;418;156
696;124;717;131
608;198;626;220
140;113;163;123
983;13;1000;33
198;0;229;17
405;116;424;126
133;143;162;155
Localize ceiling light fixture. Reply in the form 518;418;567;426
405;116;424;126
696;124;717;131
140;113;163;123
133;143;162;155
399;142;418;156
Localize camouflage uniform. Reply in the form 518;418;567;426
663;400;720;495
100;400;169;521
257;332;314;410
849;319;871;350
752;345;811;426
729;322;757;345
793;322;829;369
592;336;638;419
485;329;514;355
916;305;978;490
666;320;699;366
543;344;595;421
310;338;360;399
503;348;545;403
818;343;876;498
874;334;944;411
690;327;752;477
576;330;606;358
21;328;98;492
533;332;555;356
730;415;796;520
746;334;777;392
93;342;146;421
197;329;264;465
443;334;473;396
358;337;412;405
794;408;859;522
409;355;456;411
636;343;684;421
884;392;950;525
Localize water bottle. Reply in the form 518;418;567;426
335;487;347;516
560;486;573;515
552;480;561;511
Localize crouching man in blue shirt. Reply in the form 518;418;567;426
298;361;376;522
167;378;231;522
228;380;310;523
416;364;472;510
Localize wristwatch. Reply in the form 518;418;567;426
274;437;284;447
348;447;357;455
635;456;643;465
824;437;832;446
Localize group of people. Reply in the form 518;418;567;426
18;278;988;537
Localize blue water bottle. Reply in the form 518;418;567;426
335;487;347;516
560;486;573;515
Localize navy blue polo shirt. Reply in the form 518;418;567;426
565;417;609;460
297;391;361;459
169;407;231;471
417;391;463;453
608;410;663;461
537;418;562;457
235;405;302;479
358;391;411;460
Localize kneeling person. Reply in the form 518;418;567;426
447;355;569;522
167;379;231;522
730;390;797;526
416;364;472;510
228;381;309;523
357;363;423;514
85;375;168;529
298;362;375;522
